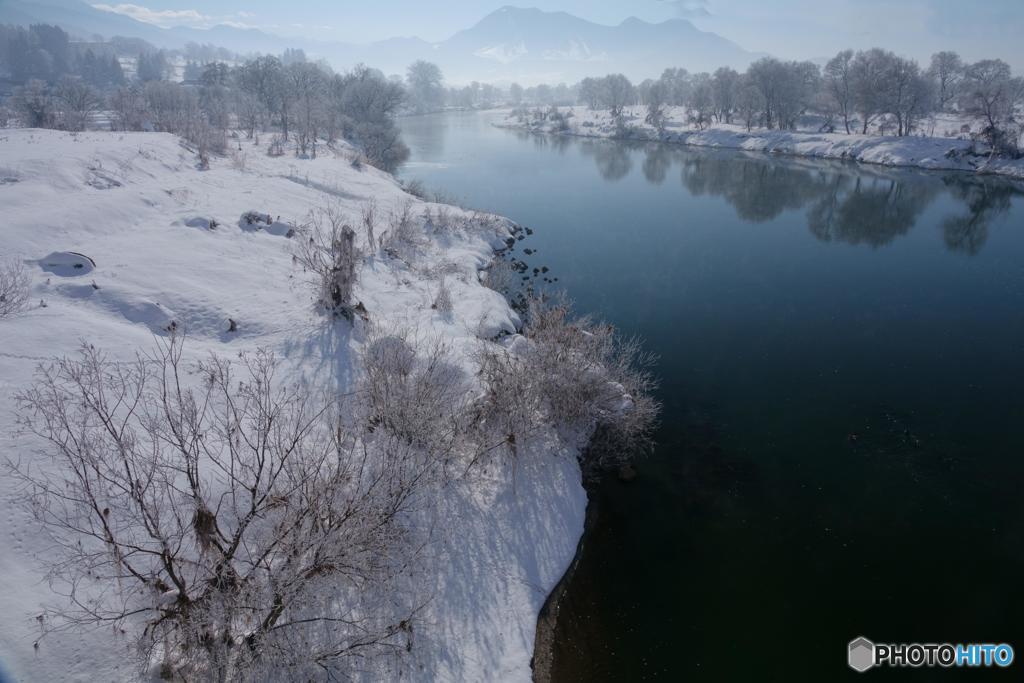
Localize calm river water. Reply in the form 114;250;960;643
399;111;1024;681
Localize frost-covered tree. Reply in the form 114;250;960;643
110;84;147;131
958;59;1020;130
711;66;739;124
745;57;818;130
405;60;445;114
286;61;326;157
958;59;1023;155
597;74;636;118
509;82;524;105
849;48;894;134
644;79;670;132
928;51;964;112
10;79;55;128
11;337;424;680
54;76;99;131
659;67;691;106
687;74;714;129
883;56;934;136
578;77;601;109
733;74;763;131
136;50;168;82
824;49;855;133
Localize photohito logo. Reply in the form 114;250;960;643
848;637;1014;672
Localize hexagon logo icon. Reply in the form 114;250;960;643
848;637;875;672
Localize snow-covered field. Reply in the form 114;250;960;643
501;106;1024;179
0;129;586;681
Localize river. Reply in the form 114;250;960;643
398;110;1024;681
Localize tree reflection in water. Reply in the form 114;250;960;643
576;141;1020;253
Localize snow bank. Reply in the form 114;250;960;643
0;129;585;682
500;106;1024;179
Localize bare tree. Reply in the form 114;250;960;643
10;336;424;680
10;79;54;128
711;67;739;124
824;49;855;134
54;76;99;131
110;84;146;132
884;56;934;136
405;60;445;114
0;258;31;318
850;48;893;134
597;74;636;119
687;74;714;130
959;59;1021;132
733;74;763;131
644;80;669;132
928;51;964;112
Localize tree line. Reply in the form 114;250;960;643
565;50;1023;157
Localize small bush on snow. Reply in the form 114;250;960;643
359;328;469;461
475;294;660;475
0;258;31;318
381;200;420;259
294;204;360;319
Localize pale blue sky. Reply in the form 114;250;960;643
93;0;1024;68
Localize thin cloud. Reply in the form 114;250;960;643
656;0;712;19
91;3;257;29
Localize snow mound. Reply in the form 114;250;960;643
183;216;218;230
36;251;96;277
108;296;177;334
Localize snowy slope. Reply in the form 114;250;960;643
502;106;1024;179
0;129;586;681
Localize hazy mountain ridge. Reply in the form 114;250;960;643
0;2;759;84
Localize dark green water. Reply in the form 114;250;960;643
398;111;1024;681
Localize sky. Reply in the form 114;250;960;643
91;0;1024;69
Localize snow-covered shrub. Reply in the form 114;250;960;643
481;258;518;296
475;295;660;475
359;330;468;460
361;198;378;251
0;258;31;318
382;200;420;259
10;336;423;680
267;134;285;157
432;278;454;315
547;106;571;132
294;204;360;319
402;178;428;199
424;205;456;234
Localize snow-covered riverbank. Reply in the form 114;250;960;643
498;106;1024;179
0;129;586;681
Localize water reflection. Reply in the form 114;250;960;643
585;141;1021;253
807;175;936;248
580;139;633;181
941;176;1018;255
641;145;672;184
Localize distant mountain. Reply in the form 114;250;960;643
0;2;760;84
428;7;758;82
0;0;283;54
